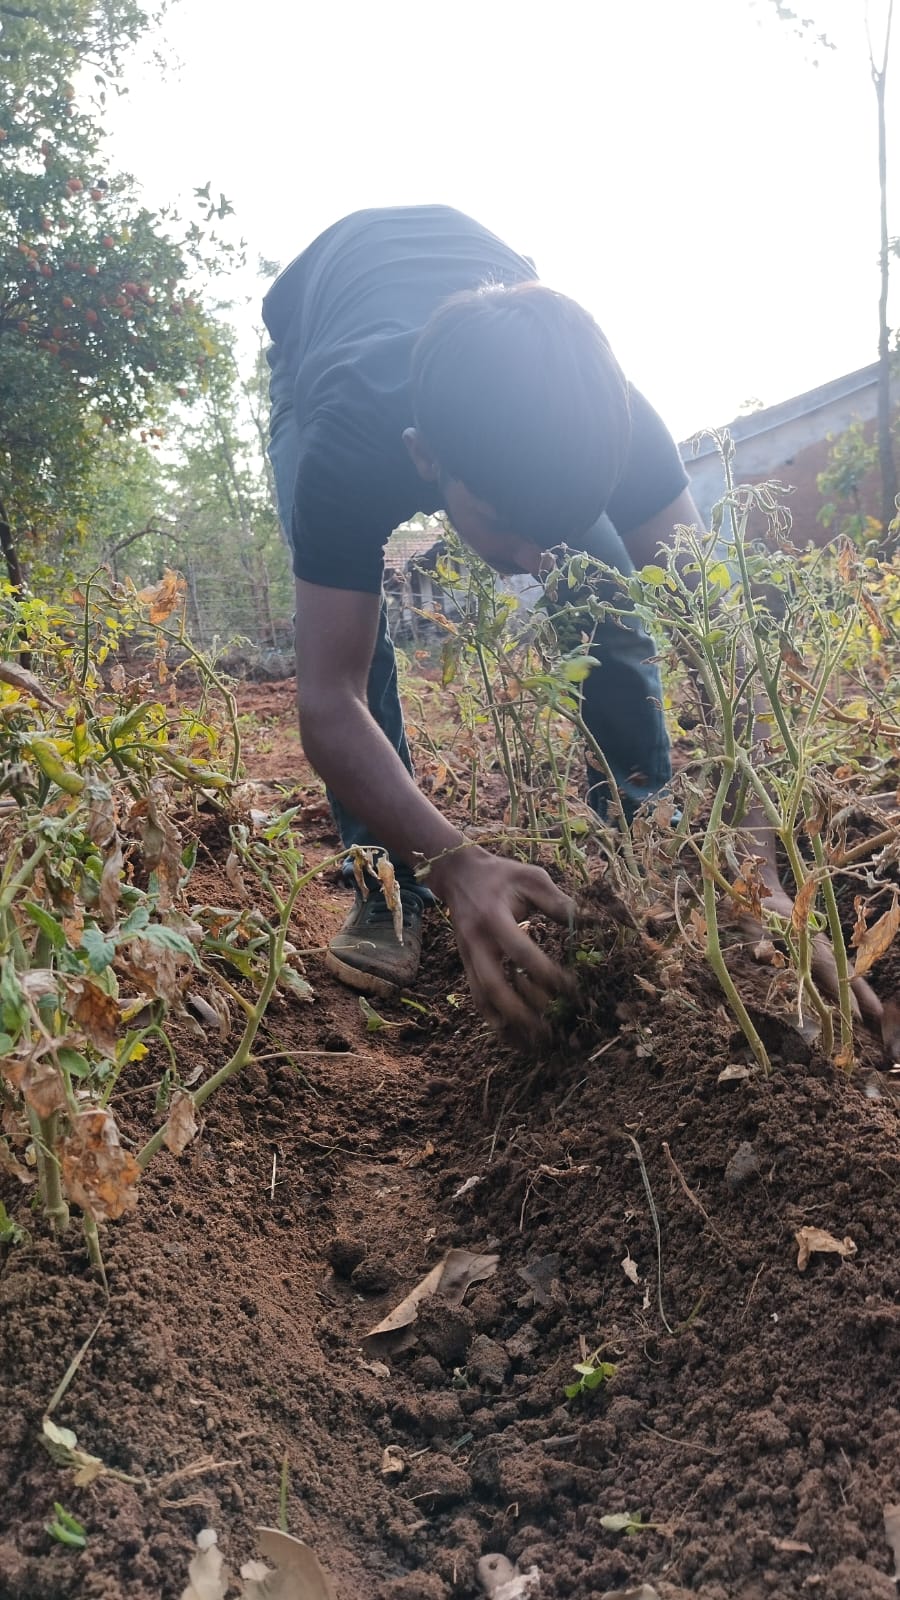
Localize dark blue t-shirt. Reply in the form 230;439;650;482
263;205;688;593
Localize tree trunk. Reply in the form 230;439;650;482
0;498;32;667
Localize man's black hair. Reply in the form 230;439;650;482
410;282;632;544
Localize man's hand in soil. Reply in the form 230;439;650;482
428;846;575;1036
295;581;574;1036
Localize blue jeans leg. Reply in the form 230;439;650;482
567;514;672;824
266;355;419;882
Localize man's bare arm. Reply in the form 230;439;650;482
294;579;574;1031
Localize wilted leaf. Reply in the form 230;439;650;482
884;1503;900;1580
795;1226;857;1272
163;1089;198;1156
375;855;403;944
851;894;900;980
2;1054;67;1119
790;875;818;935
138;568;186;625
365;1248;499;1352
41;1418;107;1486
61;1109;140;1221
225;850;246;899
185;991;230;1040
770;1538;813;1555
110;663;127;693
68;979;119;1056
141;793;182;911
359;996;398;1033
278;967;313;1003
85;778;117;849
0;660;59;708
599;1512;646;1534
0;1138;34;1184
98;842;124;924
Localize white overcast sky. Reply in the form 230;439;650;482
104;0;896;440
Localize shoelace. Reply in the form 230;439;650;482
361;889;422;928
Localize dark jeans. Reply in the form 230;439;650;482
268;385;670;859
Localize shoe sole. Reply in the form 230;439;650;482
324;950;405;1000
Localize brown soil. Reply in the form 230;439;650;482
1;681;899;1600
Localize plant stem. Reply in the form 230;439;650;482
28;1108;70;1232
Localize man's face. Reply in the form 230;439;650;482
403;427;544;577
441;478;543;577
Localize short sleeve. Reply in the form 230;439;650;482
605;386;689;537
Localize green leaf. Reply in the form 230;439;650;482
23;902;66;950
639;563;667;586
559;657;596;684
708;561;734;590
119;903;150;937
57;1047;92;1079
359;996;398;1033
46;1502;87;1549
0;1033;15;1056
136;925;200;964
79;924;116;974
0;1202;28;1246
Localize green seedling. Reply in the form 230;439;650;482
359;997;400;1034
564;1353;617;1400
0;1202;29;1247
45;1503;87;1549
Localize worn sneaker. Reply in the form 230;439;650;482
325;887;425;997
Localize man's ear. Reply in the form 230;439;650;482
403;427;439;483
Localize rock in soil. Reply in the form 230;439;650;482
724;1138;759;1191
467;1333;511;1388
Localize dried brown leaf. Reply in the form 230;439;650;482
225;849;246;898
770;1537;813;1555
0;660;59;708
182;1529;229;1600
376;855;403;944
2;1053;67;1118
0;1137;35;1184
69;979;119;1056
621;1252;641;1286
380;1445;406;1479
851;894;900;980
795;1226;857;1272
790;875;818;935
85;778;117;849
61;1109;140;1221
141;792;182;911
98;841;123;924
365;1248;499;1352
137;568;186;625
109;663;127;694
248;1528;339;1600
163;1089;198;1156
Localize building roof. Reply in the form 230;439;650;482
679;361;881;463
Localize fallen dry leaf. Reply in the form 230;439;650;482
138;567;186;624
61;1109;140;1221
718;1064;753;1084
225;850;246;899
0;1137;34;1184
380;1444;406;1479
85;778;117;849
365;1248;499;1352
517;1253;563;1307
770;1538;813;1556
621;1252;641;1286
163;1089;199;1157
68;979;120;1057
0;660;59;707
851;894;900;979
599;1588;661;1600
884;1503;900;1580
795;1226;857;1272
249;1528;339;1600
181;1528;228;1600
477;1555;542;1599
